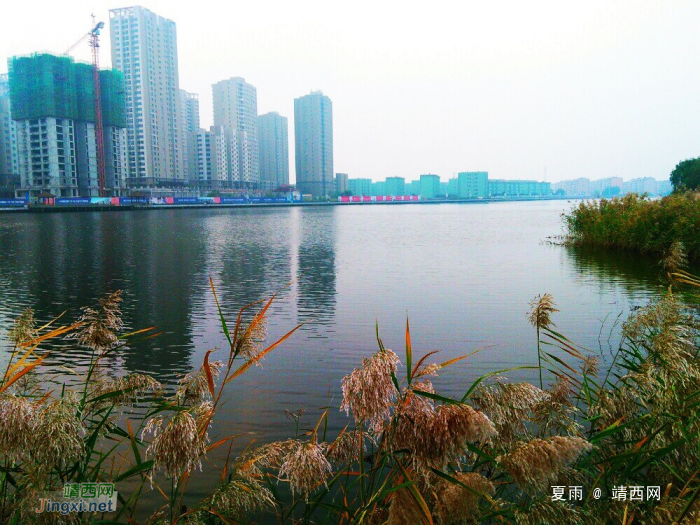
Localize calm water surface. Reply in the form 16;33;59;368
0;201;666;502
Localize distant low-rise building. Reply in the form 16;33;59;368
335;172;348;194
458;171;488;198
448;177;458;196
623;177;657;195
553;176;671;197
371;181;386;196
489;179;551;197
348;177;371;196
590;177;623;197
657;180;673;195
385;176;405;196
407;180;421;195
552;178;591;196
419;174;441;199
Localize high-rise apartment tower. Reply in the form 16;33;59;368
110;6;183;189
212;77;259;187
257;111;289;190
294;91;333;196
180;90;200;183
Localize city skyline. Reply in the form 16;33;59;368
1;1;699;185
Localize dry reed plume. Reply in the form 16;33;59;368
472;381;547;447
70;290;123;352
7;307;36;346
238;311;269;361
340;348;400;431
278;441;332;497
527;293;558;330
498;436;592;491
434;472;495;524
513;499;583;525
176;360;223;404
95;372;162;406
0;394;35;460
387;484;425;525
326;428;366;465
144;411;208;480
31;395;84;467
389;377;497;471
207;477;274;517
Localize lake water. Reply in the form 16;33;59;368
0;200;666;503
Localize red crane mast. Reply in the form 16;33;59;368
90;17;106;197
65;16;107;196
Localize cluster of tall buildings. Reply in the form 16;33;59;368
552;177;672;197
341;172;552;200
0;5;678;203
0;5;335;198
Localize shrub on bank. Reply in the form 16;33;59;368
0;273;698;524
563;192;700;262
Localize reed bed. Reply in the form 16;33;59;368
0;272;698;524
563;192;700;262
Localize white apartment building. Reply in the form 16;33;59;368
552;178;591;196
110;6;184;189
180;90;200;183
590;177;623;196
257;111;289;190
15;118;81;197
195;126;228;189
623;177;658;195
212;77;259;187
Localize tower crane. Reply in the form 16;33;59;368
64;16;107;197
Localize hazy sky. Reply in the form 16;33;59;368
1;1;699;183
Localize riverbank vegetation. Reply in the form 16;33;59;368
0;270;698;523
563;192;700;262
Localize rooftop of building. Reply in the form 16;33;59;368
109;6;176;23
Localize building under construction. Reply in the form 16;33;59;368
8;53;126;198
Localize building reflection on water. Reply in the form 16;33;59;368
0;207;337;385
295;208;337;331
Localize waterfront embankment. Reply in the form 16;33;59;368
0;195;575;214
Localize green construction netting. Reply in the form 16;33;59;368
8;53;125;128
100;69;126;128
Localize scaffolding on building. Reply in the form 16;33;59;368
8;53;125;128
